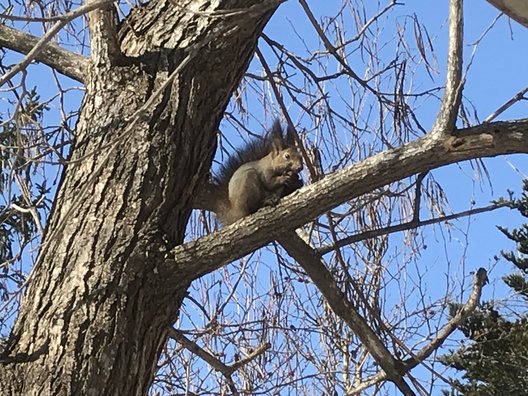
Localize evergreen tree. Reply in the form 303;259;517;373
441;182;528;395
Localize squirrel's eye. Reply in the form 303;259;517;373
284;153;291;159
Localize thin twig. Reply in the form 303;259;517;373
170;328;271;395
485;85;528;123
317;201;511;256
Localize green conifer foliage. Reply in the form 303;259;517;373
441;182;528;395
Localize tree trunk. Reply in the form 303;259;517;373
0;1;275;394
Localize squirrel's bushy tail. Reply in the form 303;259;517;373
193;179;229;214
195;179;241;224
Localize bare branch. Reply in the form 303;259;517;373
405;268;488;366
169;327;271;395
485;85;528;122
412;172;427;221
297;0;383;99
0;13;67;22
170;328;232;374
317;201;512;256
431;0;464;136
169;328;240;395
0;0;114;86
229;342;271;371
0;24;87;82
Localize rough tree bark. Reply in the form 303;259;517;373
0;0;278;394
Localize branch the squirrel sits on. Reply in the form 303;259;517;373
196;120;304;225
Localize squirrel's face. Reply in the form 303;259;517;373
278;148;303;173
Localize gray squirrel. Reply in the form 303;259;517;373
196;120;304;224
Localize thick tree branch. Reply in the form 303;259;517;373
0;0;114;86
431;0;464;136
0;24;87;83
278;231;415;396
179;119;528;278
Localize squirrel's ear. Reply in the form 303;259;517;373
270;120;285;154
285;125;296;146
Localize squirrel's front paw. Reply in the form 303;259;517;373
263;194;281;207
277;172;293;185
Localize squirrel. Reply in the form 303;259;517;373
196;120;304;225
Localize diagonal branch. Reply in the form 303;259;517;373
0;24;87;83
431;0;464;136
0;0;113;86
406;268;488;366
277;231;416;395
169;328;271;396
316;200;512;256
485;85;528;122
348;268;488;394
